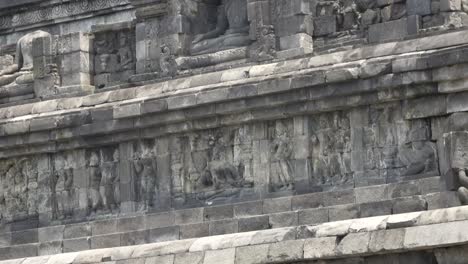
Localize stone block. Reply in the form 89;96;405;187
120;230;148;246
91;219;118;236
304;237;338;259
387;211;422;229
298;208;329;225
235;244;269;264
329;204;360;221
441;0;462;11
269;212;298;228
263;197;291;213
59;241;84;256
369;18;410;43
292;192;324;210
38;241;62;256
141;255;173;264
147;226;180;243
197;88;229;105
238;216;270;232
425;192;462;210
11;229;38;245
145;212;175;229
204;205;234;221
360;200;393;218
313;16;336;36
141;99;168;114
175;252;205;264
267;239;304;262
91;234;121;249
279;33;313;51
204;248;235;264
354;184;389;204
403;95;447;119
323;189;355;207
275;15;313;37
407;0;432;15
368;228;405;253
392;196;427;214
233;201;263;217
167;94;197;110
118;215;145;232
180;223;209;239
209;220;238;236
38;225;64;243
336;232;371;255
64;223;91;240
404;220;468;249
175;208;204;225
113;103;141;119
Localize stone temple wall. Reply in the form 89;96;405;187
0;0;467;263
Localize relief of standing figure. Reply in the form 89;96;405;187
133;150;157;211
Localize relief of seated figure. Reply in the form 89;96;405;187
0;30;51;97
190;0;251;56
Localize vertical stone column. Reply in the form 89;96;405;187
32;34;60;99
248;0;277;61
118;142;137;213
272;0;313;58
293;116;312;194
57;32;94;95
131;0;189;78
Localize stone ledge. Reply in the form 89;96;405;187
2;205;468;264
0;177;458;261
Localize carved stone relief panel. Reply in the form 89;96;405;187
0;156;45;222
268;120;295;192
94;29;135;89
169;125;254;205
310;111;352;188
132;140;158;211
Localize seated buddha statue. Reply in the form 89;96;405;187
190;0;252;56
0;30;51;89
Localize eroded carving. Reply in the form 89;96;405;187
0;30;51;98
311;113;352;187
270;121;294;191
133;141;157;211
250;25;276;62
190;0;251;55
399;121;438;177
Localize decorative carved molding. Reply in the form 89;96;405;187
0;0;131;31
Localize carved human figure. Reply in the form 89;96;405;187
191;0;251;55
0;30;51;87
457;169;468;204
5;159;28;218
399;126;437;176
271;123;294;190
101;150;120;212
50;155;74;219
451;143;468;205
118;32;134;71
133;151;157;211
205;134;243;190
88;151;103;215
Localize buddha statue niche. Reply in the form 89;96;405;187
0;30;51;94
190;0;252;56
